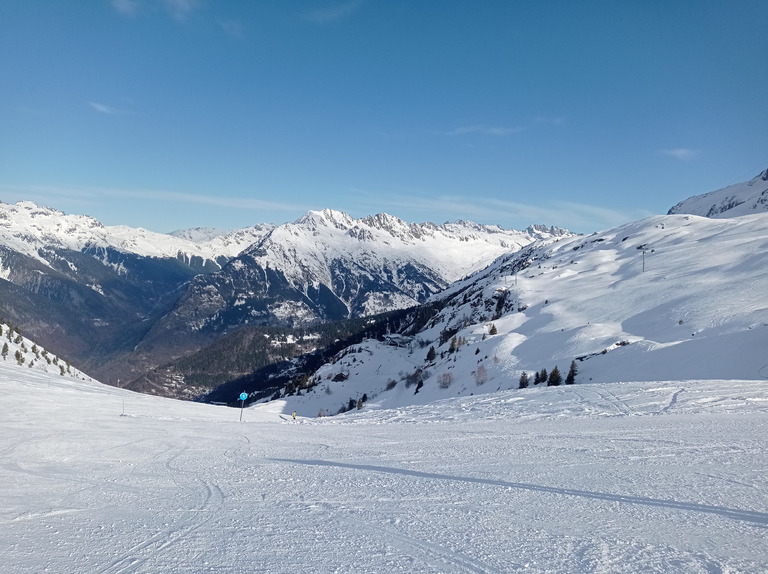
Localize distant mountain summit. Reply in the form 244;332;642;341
139;209;571;353
668;168;768;218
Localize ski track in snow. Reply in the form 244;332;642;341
2;362;768;573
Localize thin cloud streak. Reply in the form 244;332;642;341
111;189;298;212
354;191;647;233
88;101;121;115
446;124;526;137
660;148;699;161
534;116;566;127
0;184;299;214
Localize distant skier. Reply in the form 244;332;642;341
292;411;296;421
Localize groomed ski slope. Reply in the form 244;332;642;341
2;361;767;573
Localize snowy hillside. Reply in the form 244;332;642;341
668;168;768;218
2;341;767;572
278;212;768;417
0;318;93;381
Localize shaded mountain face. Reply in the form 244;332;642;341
0;201;274;381
0;202;565;391
136;209;569;356
668;168;768;218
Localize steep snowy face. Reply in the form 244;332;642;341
153;210;574;338
668;169;768;218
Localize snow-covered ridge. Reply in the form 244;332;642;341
248;208;571;287
0;202;566;280
0;200;273;267
668;168;768;218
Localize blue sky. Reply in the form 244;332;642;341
1;1;766;234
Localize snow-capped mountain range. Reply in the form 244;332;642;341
144;209;569;343
0;201;567;387
668;168;768;218
0;200;274;271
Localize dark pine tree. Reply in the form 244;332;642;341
519;371;529;389
533;371;541;385
426;346;436;362
565;360;577;384
547;366;562;386
539;368;548;384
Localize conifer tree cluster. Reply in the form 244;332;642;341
519;360;577;389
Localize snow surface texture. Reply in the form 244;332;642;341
282;212;768;417
668;168;768;218
2;357;767;573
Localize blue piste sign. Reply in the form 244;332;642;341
239;392;248;401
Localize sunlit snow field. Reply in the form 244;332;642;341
2;362;767;573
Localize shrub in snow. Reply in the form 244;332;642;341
438;373;453;389
404;369;423;388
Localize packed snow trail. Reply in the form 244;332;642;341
2;364;767;573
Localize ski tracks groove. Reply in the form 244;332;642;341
96;447;225;574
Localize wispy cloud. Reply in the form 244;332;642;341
218;19;244;38
111;0;141;17
88;101;119;114
111;0;201;21
111;188;298;212
302;0;365;24
660;148;699;161
0;184;299;214
162;0;200;21
88;101;132;115
353;190;648;233
446;124;526;137
534;116;566;127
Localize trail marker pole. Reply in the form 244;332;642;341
239;391;247;422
